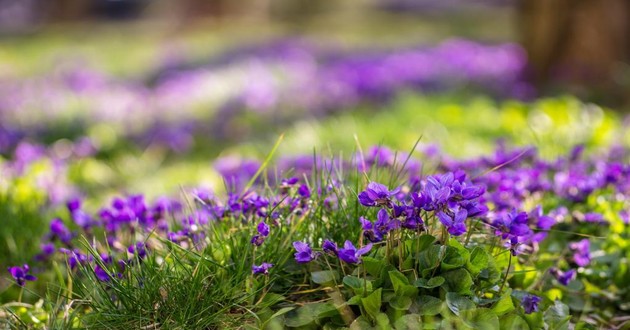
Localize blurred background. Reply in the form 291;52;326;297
0;0;628;100
0;0;629;195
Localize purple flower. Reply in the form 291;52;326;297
8;264;37;286
569;239;591;267
297;184;311;199
582;212;606;224
358;182;400;207
293;241;315;263
522;294;542;314
66;197;81;213
50;218;73;244
337;241;372;264
94;265;111;282
437;207;468;236
252;262;273;275
128;242;148;259
322;239;338;255
493;209;532;240
360;208;399;242
257;221;270;236
550;268;576;286
251;222;270;246
59;248;91;269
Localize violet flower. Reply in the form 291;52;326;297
322;239;338;255
252;263;273;275
8;264;37;287
437;207;468;236
50;218;73;244
522;294;542;314
569;239;591;267
293;241;315;263
251;221;270;246
358;182;400;208
337;240;372;264
550;268;576;286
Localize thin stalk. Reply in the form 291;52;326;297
499;252;513;294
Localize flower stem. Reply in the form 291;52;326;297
499;252;513;294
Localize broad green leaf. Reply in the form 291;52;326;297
467;247;490;277
418;245;441;277
343;275;362;290
461;308;499;329
363;257;386;277
362;288;383;320
393;314;422;330
350;316;374;330
500;314;530;330
416;295;443;316
491;289;515;316
376;312;391;329
264;307;294;327
448;238;471;261
389;270;410;290
344;276;372;296
414;276;445;289
523;310;544;329
347;295;362;305
389;270;418;297
442;268;473;295
445;292;475;316
440;245;467;271
389;296;413;311
284;302;337;327
544;300;570;330
414;235;437;253
311;270;339;285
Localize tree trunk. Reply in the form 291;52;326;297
518;0;630;104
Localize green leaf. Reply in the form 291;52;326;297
362;288;383;320
376;312;391;329
389;270;418;297
418;245;441;277
389;296;413;311
389;270;410;289
311;270;339;285
461;308;499;329
448;238;471;261
500;314;530;330
344;276;372;296
467;247;490;277
442;268;473;295
284;302;338;327
414;276;445;289
440;245;467;271
264;307;295;327
491;289;515;316
363;257;386;277
394;314;422;330
350;316;374;330
544;300;570;330
344;275;362;290
284;306;315;328
402;255;414;270
416;295;443;316
523;310;544;329
445;292;475;316
414;235;437;253
347;295;362;305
